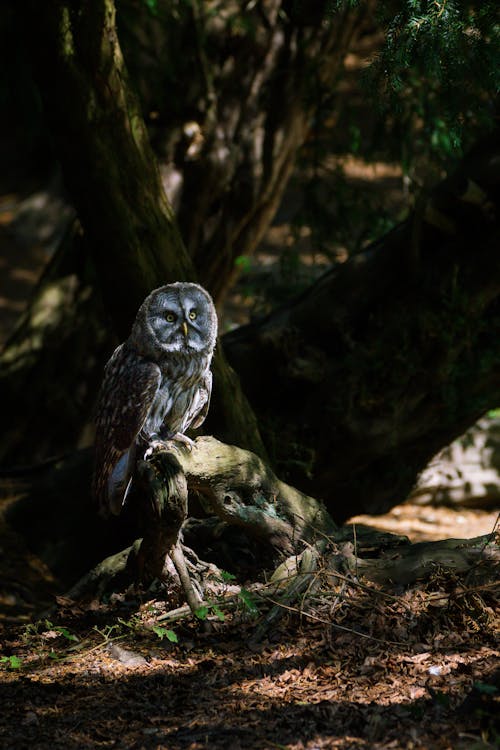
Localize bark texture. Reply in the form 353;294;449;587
4;0;366;463
5;1;499;526
2;437;336;590
3;0;266;462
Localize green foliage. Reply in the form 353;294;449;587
152;626;178;642
220;570;236;582
195;603;226;622
23;619;78;643
234;255;252;273
195;605;209;620
53;626;79;643
211;604;226;622
144;0;159;16
0;655;22;670
368;1;500;175
238;588;259;615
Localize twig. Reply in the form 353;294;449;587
250;547;320;642
320;570;414;612
169;542;203;615
256;595;407;647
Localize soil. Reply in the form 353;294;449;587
0;500;498;750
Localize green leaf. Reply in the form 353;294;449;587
0;655;22;669
239;588;259;615
195;606;209;620
54;627;79;643
145;0;158;16
220;570;236;582
152;625;178;642
234;255;252;273
211;604;225;622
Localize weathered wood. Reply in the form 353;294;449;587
4;439;498;614
173;436;337;554
337;533;499;585
132;453;188;585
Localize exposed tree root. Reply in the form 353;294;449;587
3;436;498;631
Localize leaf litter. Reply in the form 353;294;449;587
0;510;499;749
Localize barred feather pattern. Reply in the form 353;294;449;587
92;283;217;518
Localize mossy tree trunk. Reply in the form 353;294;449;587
25;0;190;330
4;0;366;464
1;0;266;463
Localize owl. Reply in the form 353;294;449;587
93;282;218;518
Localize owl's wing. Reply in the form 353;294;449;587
93;344;161;517
189;369;213;430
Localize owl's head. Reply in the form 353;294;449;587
130;282;218;357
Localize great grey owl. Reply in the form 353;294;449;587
93;282;217;518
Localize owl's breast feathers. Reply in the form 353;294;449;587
93;343;213;517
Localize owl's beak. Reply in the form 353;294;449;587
182;321;188;337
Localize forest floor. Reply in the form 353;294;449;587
0;502;498;750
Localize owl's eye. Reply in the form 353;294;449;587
165;312;176;323
188;310;197;320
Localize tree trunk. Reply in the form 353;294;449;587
2;437;336;590
3;0;366;463
223;132;500;520
2;0;266;462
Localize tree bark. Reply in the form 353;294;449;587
2;437;337;592
4;0;365;463
7;2;500;526
25;0;189;330
3;0;266;462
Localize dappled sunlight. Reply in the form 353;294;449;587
349;503;499;544
0;565;497;748
1;2;499;747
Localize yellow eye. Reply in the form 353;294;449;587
166;312;175;322
188;310;197;320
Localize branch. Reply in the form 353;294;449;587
175;436;337;554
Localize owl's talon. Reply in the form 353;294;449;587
171;433;195;451
144;439;169;459
144;434;195;459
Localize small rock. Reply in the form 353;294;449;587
106;643;147;667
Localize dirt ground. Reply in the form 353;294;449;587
0;501;498;750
